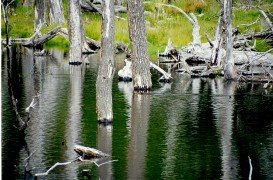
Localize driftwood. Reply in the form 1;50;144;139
74;144;109;158
159;37;273;82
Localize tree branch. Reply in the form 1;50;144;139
35;158;79;177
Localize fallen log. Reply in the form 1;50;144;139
238;30;273;40
23;26;61;47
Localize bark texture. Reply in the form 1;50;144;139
49;0;65;24
96;0;115;122
224;0;236;79
68;0;82;63
127;0;152;91
34;0;45;29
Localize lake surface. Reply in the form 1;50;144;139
2;46;273;179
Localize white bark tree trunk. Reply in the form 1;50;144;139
96;0;115;122
49;0;65;24
210;9;224;66
224;0;236;79
127;0;152;91
68;0;82;63
190;13;201;45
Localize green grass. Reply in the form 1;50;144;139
2;0;273;60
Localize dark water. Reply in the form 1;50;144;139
2;45;273;180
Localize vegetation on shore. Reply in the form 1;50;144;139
1;0;273;60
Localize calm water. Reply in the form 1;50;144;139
2;45;273;180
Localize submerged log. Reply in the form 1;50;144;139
74;145;109;158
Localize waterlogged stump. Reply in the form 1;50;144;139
74;145;109;159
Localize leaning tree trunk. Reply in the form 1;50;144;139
210;7;224;66
224;0;236;79
34;0;46;29
96;0;115;122
127;0;152;91
68;0;82;63
49;0;65;24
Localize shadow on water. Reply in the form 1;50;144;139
2;45;273;179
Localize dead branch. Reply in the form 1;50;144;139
260;10;273;33
237;15;260;27
25;94;39;113
205;33;214;47
159;3;201;45
35;157;79;177
28;22;44;42
248;156;253;180
78;157;118;167
150;61;172;81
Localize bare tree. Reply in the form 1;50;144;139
49;0;65;24
68;0;82;64
127;0;152;91
224;0;236;79
96;0;115;122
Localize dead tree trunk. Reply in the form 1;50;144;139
224;0;236;79
34;0;46;30
127;0;152;91
68;0;82;64
96;0;115;122
49;0;65;24
160;4;201;46
210;5;224;66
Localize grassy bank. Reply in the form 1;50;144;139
2;0;273;60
